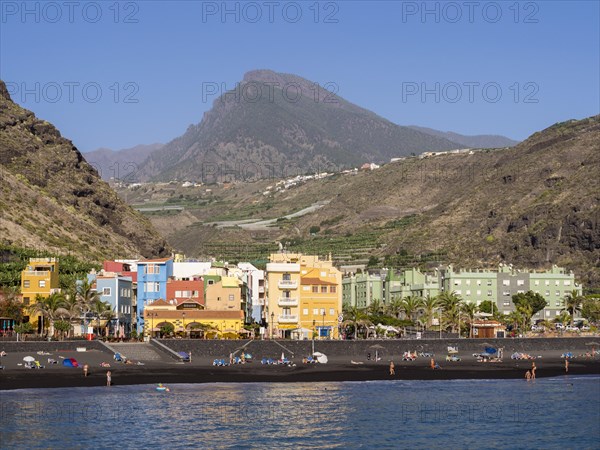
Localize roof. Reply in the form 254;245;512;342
147;299;172;307
143;310;244;320
301;277;338;286
221;276;241;288
138;257;172;264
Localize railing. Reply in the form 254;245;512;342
23;271;51;276
278;280;298;289
278;315;298;323
278;297;298;306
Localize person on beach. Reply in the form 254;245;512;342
229;353;233;365
83;364;89;377
106;370;112;387
189;351;192;363
525;370;531;381
430;358;435;370
531;362;536;380
565;358;569;373
389;361;395;376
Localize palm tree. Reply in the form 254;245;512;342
76;279;100;335
401;295;424;323
517;303;534;331
30;292;68;338
90;299;114;337
563;290;582;325
368;299;383;318
438;291;463;333
420;295;439;330
342;306;370;340
386;297;404;319
461;302;478;337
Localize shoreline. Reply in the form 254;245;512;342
2;359;599;390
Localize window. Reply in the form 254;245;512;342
320;271;327;277
313;308;319;315
534;280;540;286
102;287;111;296
477;280;481;286
39;280;46;288
555;280;560;286
517;290;525;294
329;308;335;315
145;282;159;292
466;280;471;285
545;280;550;286
556;291;560;297
208;280;214;285
145;264;159;274
320;308;326;315
503;291;510;296
454;280;461;286
23;280;30;288
312;286;318;293
303;286;310;291
330;286;336;293
283;273;291;281
545;291;550;296
321;286;327;293
24;297;30;306
487;280;492;286
465;290;471;296
229;294;234;301
502;280;510;286
564;280;571;286
476;290;481;296
503;302;510;306
303;308;308;315
455;290;462;296
517;280;525;286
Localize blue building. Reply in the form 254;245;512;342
136;258;173;334
87;272;134;334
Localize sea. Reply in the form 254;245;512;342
1;376;599;449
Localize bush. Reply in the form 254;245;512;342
309;225;320;234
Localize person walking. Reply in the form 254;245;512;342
565;358;569;373
531;362;536;380
106;370;112;387
389;361;395;376
83;364;89;377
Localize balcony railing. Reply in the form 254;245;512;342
278;280;298;289
278;315;298;323
278;297;298;306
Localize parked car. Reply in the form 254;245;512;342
581;325;591;331
555;323;565;330
565;325;579;332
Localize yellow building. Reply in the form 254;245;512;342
266;253;342;339
21;258;60;306
205;276;242;311
144;298;245;338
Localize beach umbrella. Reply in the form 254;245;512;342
23;356;35;362
313;352;328;364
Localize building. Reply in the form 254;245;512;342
88;271;134;334
205;276;242;312
172;261;211;279
21;258;61;334
136;258;173;334
384;268;440;304
237;263;265;324
441;264;581;321
266;253;342;339
143;298;245;338
342;272;384;309
166;277;204;307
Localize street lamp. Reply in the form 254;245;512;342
270;312;274;340
439;308;443;339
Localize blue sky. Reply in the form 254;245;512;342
1;1;598;151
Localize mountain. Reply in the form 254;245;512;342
137;70;462;181
0;80;171;262
408;125;519;148
83;143;163;181
130;115;599;287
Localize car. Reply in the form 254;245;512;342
581;325;591;331
531;325;544;331
565;325;579;332
555;323;565;330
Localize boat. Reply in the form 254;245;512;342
156;384;170;392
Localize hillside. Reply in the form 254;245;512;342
83;143;163;181
0;80;171;264
124;116;599;287
137;69;461;181
408;125;519;148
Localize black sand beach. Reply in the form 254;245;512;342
1;346;598;390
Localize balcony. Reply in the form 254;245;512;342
278;297;298;306
278;280;298;289
278;315;298;323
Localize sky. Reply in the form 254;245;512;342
1;1;599;152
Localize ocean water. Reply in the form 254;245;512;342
1;376;599;449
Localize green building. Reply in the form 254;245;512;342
342;272;384;309
384;268;441;304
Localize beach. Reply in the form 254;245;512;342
1;341;599;390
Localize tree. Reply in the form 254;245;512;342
438;291;463;333
420;295;439;330
160;322;175;336
512;291;547;325
0;287;24;323
54;320;71;340
367;256;379;268
460;302;478;337
401;295;424;323
478;300;497;316
76;279;100;334
14;322;33;335
31;292;68;337
386;298;404;319
563;290;583;325
90;299;114;337
342;306;370;339
581;297;600;323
